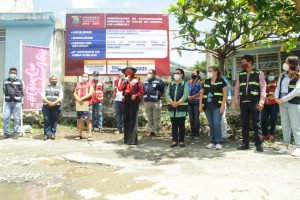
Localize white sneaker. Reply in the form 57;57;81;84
277;147;289;154
206;143;216;149
216;144;222;150
291;148;300;157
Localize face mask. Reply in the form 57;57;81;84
191;74;198;79
174;74;181;81
146;74;152;80
242;64;248;70
125;71;134;77
94;76;99;80
82;77;88;83
207;72;213;79
50;81;57;86
282;63;290;71
9;74;17;79
267;76;275;82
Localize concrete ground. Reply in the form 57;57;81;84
0;126;299;200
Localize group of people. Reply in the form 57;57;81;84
2;55;300;157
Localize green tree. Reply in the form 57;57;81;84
192;60;207;74
169;0;300;74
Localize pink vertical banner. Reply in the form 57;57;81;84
23;45;50;111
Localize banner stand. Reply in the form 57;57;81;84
20;40;24;136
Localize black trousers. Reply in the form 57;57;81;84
123;102;139;145
171;117;186;143
240;101;262;146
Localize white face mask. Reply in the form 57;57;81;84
174;74;181;81
94;76;99;80
283;63;290;71
82;77;88;82
207;72;213;79
146;74;152;80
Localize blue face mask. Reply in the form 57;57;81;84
267;76;275;82
9;74;17;79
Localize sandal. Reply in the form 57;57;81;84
87;137;93;142
75;136;82;140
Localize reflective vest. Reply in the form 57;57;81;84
143;78;163;102
44;85;61;105
265;80;277;105
239;69;261;102
75;81;93;105
287;79;300;104
3;78;24;102
202;78;224;110
113;78;124;100
167;81;188;112
92;80;104;103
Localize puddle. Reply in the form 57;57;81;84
0;183;76;200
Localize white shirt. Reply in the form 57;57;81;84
275;73;300;102
114;79;123;101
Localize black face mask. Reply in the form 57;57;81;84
50;81;57;86
191;75;198;79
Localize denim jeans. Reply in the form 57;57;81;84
92;102;103;129
114;101;123;130
261;104;279;136
3;102;22;135
279;103;300;147
188;103;200;136
42;105;61;136
204;107;222;144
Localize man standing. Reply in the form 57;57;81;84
113;68;125;134
143;69;165;137
41;75;63;140
91;71;105;132
2;67;24;139
235;55;266;152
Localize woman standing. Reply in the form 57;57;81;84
188;69;202;138
261;70;279;141
200;66;227;150
166;68;189;148
275;56;300;157
118;66;144;145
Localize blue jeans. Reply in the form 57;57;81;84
279;103;300;147
92;102;103;129
3;102;22;135
114;101;123;130
42;105;61;136
261;104;279;136
204;107;222;144
188;103;200;136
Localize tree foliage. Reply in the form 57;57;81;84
169;0;300;73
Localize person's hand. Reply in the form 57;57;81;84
265;97;270;104
257;103;264;111
131;94;137;100
188;96;193;102
172;102;178;108
47;101;52;107
235;103;240;110
227;100;232;107
220;105;225;114
199;105;204;113
275;99;284;105
49;102;55;107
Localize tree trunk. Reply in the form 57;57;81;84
218;56;226;76
294;0;300;16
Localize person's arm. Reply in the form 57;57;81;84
199;88;204;112
166;84;174;105
118;80;126;91
73;88;81;102
281;79;300;102
41;88;51;105
81;84;94;101
53;87;64;105
176;82;189;104
234;75;240;104
259;71;267;105
136;80;144;98
160;80;165;96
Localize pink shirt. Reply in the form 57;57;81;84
234;70;266;105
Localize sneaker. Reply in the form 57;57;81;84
43;135;48;140
206;143;216;149
268;135;275;141
277;147;289;154
2;135;9;139
291;148;300;157
13;134;19;140
50;135;55;140
216;144;222;150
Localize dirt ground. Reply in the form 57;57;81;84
0;125;299;200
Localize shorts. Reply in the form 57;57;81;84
77;106;92;121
